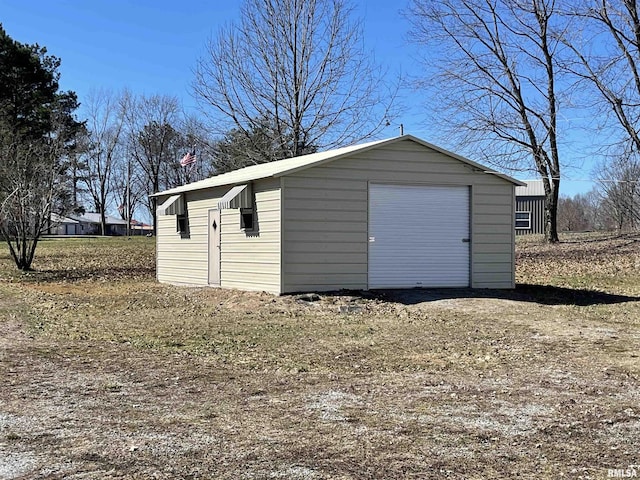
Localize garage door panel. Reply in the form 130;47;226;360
368;184;470;288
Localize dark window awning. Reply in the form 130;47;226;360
218;184;252;210
157;194;184;216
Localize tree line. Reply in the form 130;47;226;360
559;155;640;232
3;0;640;270
77;90;212;236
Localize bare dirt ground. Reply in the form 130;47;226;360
0;234;639;479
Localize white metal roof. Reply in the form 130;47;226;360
71;213;128;225
51;213;79;224
154;135;524;197
515;180;545;197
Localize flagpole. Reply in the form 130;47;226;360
189;147;196;179
126;152;131;238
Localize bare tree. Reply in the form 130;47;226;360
407;0;570;242
124;94;181;233
193;0;395;163
561;0;640;219
110;153;144;227
161;114;212;188
1;137;53;268
209;115;302;173
594;153;640;230
0;104;80;269
558;193;593;231
81;89;126;235
564;0;640;152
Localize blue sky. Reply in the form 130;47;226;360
1;0;415;117
1;0;594;196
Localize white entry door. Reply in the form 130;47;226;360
368;184;470;288
208;209;221;286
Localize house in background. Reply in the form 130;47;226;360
49;213;80;235
48;213;129;235
72;213;128;235
130;219;154;236
153;135;524;295
515;180;546;235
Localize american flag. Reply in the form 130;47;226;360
180;150;196;167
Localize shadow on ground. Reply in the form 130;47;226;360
330;285;640;307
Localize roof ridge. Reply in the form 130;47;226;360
154;135;522;197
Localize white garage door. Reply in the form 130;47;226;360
368;184;470;288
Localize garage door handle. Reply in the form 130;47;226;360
462;238;470;243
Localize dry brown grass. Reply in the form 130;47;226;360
0;234;639;479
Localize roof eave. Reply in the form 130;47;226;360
152;134;524;197
269;136;405;178
266;134;525;186
400;135;526;186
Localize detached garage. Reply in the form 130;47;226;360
153;135;523;294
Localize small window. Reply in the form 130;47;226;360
515;211;531;230
240;208;254;230
177;213;188;233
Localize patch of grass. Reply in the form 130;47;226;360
0;234;639;478
102;382;123;393
516;232;640;293
0;236;155;284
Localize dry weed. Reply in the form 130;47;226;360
0;233;638;479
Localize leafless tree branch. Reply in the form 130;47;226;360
193;0;397;162
407;0;567;242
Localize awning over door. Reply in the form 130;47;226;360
217;184;252;209
157;194;184;215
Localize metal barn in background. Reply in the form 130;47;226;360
515;181;546;235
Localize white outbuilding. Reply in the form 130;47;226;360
153;135;524;294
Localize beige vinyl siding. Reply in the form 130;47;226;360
281;139;515;292
156;179;281;292
156;187;228;286
471;184;516;288
281;176;368;292
219;178;281;294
